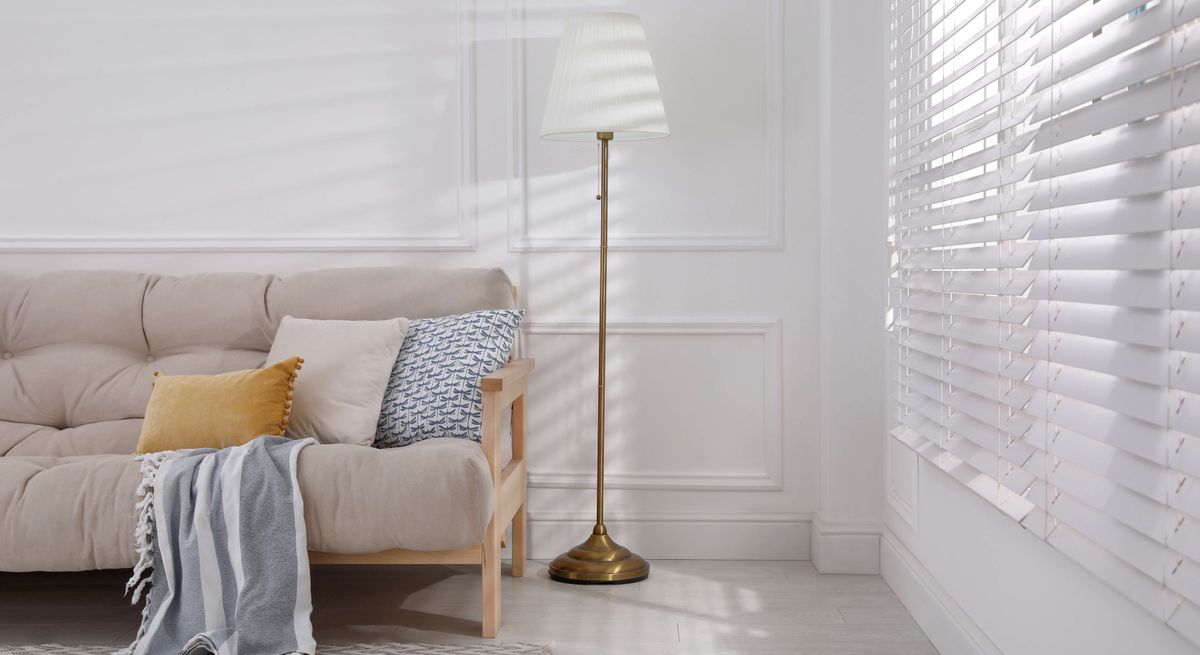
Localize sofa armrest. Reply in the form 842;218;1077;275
480;357;532;565
481;358;535;393
480;359;534;478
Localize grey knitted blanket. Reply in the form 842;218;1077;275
120;436;317;655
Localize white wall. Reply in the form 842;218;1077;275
0;0;822;560
884;449;1200;655
811;0;888;574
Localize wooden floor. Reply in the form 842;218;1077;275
0;561;935;655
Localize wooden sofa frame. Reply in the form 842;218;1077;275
308;357;534;638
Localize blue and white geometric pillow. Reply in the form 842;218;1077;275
373;309;524;449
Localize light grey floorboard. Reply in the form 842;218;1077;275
0;561;936;654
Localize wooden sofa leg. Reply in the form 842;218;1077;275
482;518;502;638
511;504;527;577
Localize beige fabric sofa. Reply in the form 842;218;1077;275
0;266;531;637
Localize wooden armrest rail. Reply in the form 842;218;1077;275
498;459;527;527
481;358;534;414
478;356;531;636
481;358;535;392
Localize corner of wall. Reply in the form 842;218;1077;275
810;0;888;578
810;515;880;574
880;529;1003;655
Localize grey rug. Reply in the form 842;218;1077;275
0;645;549;655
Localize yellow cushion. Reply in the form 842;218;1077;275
135;357;304;454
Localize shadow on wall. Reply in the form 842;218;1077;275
0;2;467;239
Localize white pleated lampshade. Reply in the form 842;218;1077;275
540;12;669;141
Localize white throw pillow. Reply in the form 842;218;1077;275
266;315;409;446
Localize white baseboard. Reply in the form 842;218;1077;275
526;511;812;560
881;529;1003;655
810;515;880;574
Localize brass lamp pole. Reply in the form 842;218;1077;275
540;13;668;585
547;132;650;584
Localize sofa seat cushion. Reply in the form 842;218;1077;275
0;438;494;572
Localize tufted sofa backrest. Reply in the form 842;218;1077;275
0;267;516;457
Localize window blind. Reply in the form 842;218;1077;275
888;0;1200;644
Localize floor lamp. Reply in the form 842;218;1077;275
540;13;670;584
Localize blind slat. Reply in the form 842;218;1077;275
1031;0;1153;64
1030;68;1200;153
1027;195;1171;239
1031;21;1200;123
1035;1;1189;93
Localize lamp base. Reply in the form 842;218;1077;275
547;527;649;585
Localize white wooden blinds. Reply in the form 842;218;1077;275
888;0;1200;644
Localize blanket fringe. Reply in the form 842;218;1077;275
118;450;173;655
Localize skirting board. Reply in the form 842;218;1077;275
526;512;812;560
881;529;1003;655
811;516;880;574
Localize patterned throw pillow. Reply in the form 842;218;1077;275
374;309;524;448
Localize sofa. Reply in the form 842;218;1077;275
0;266;531;637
